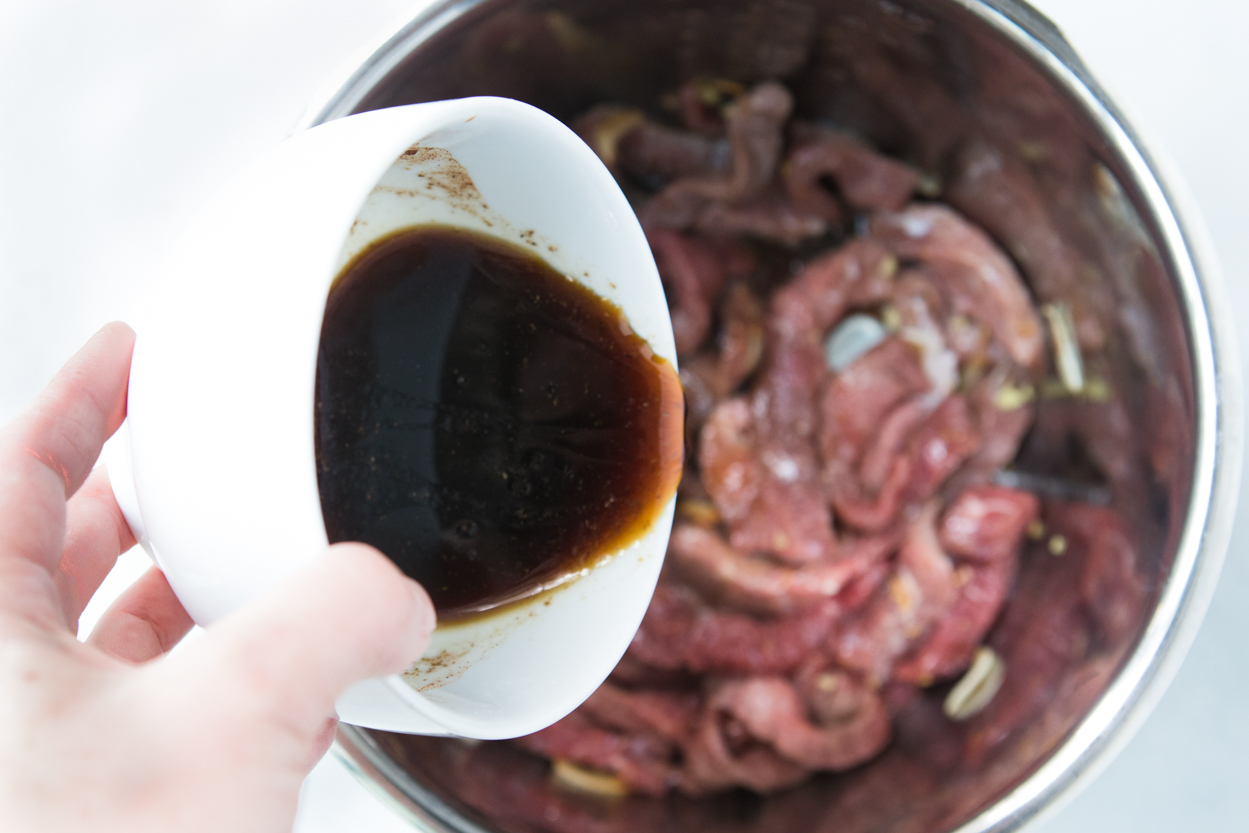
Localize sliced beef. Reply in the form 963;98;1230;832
871;204;1044;369
701;675;891;772
629;580;845;675
515;709;682;796
667;523;897;616
832;506;959;684
938;486;1039;562
784;127;920;221
822;341;979;532
647;229;730;356
499;80;1147;802
642;83;794;229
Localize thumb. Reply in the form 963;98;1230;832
176;543;435;738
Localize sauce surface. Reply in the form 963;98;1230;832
315;225;683;618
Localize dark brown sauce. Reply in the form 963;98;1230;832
315;225;683;619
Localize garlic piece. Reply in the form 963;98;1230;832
1042;302;1084;394
825;314;887;372
944;646;1005;721
551;760;629;798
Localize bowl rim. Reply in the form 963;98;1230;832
311;1;1245;830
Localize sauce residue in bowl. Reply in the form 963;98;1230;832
315;224;683;619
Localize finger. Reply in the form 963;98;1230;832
56;465;139;628
86;565;194;663
307;716;340;770
0;322;134;580
178;543;435;737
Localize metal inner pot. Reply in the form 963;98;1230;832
305;1;1240;831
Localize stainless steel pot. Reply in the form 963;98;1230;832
300;1;1242;831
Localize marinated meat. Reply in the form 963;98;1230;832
501;81;1143;801
820;337;981;532
668;523;896;616
681;283;766;403
700;390;836;563
894;489;1041;685
944;139;1106;350
629;581;844;676
641;82;794;230
892;557;1017;684
784;126;920;220
706;239;899;559
831;505;959;685
682;687;809;794
1066;504;1147;648
962;544;1090;765
957;365;1036;487
647;228;731;355
938;486;1040;562
870;205;1044;369
702;675;891;772
820;338;930;528
770;238;898;348
699;398;762;528
574;104;730;178
515;709;683;796
691;189;830;246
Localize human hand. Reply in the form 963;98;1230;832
0;323;436;833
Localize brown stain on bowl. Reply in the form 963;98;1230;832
391;145;492;218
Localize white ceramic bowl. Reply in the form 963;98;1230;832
106;97;679;738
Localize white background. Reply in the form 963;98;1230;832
1;1;1245;830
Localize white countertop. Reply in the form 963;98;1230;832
2;1;1246;830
